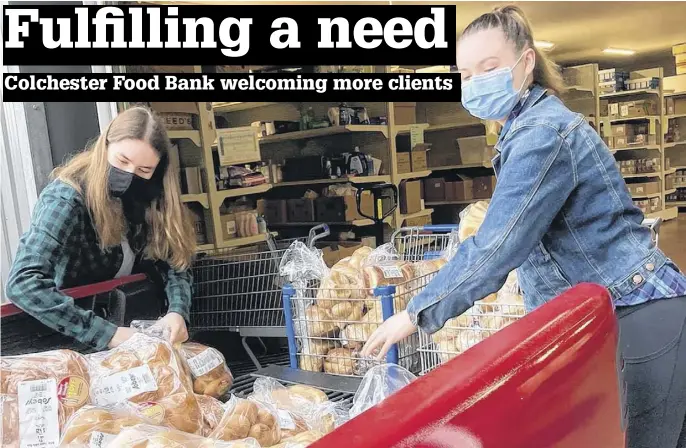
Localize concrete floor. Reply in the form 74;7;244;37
660;214;686;269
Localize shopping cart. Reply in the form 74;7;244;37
190;225;330;368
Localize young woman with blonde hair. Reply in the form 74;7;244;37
6;106;197;350
362;6;686;447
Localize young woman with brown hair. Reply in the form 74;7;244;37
362;6;686;447
6;106;197;350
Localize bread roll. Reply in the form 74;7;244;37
197;394;226;437
348;246;373;270
179;343;234;399
304;305;336;337
107;424;261;448
1;395;18;448
87;332;202;435
0;349;91;436
329;301;364;330
209;397;281;447
286;385;328;405
323;348;356;375
271;430;325;448
341;307;381;350
362;261;415;291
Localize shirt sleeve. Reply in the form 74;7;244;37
5;194;117;350
406;123;578;334
163;263;193;322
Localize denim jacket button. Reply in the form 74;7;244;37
632;274;643;284
646;263;655;271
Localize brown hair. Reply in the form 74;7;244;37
53;106;196;271
461;5;566;95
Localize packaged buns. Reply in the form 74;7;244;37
341;307;381;350
304;305;336;337
197;394;227;437
298;340;338;373
272;430;325;448
86;331;202;435
59;404;147;447
0;349;91;445
178;342;234;399
209;396;281;447
329;300;364;330
107;424;260;448
323;348;356;375
458;200;489;242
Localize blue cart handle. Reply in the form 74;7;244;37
421;225;458;232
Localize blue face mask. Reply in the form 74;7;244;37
461;52;529;121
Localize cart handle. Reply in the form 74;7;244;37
0;273;147;319
419;225;458;232
307;224;330;248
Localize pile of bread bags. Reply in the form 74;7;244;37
279;200;526;374
1;322;346;448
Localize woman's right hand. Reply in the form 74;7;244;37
107;327;138;348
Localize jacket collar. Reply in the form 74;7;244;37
498;83;548;144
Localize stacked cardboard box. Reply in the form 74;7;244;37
598;68;629;94
605;123;657;149
615;157;662;176
675;43;686;75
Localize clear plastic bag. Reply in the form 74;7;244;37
349;363;417;419
59;403;149;447
85;325;202;434
0;349;92;446
271;430;326;448
178;342;234;399
457;201;489;242
197;394;227;437
107;423;260;448
208;395;282;447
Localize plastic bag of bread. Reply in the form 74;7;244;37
323;348;357;376
340;306;381;351
59;403;149;447
196;394;227;437
349;363;416;419
208;396;281;447
107;423;260;448
271;430;326;448
0;349;91;446
316;253;368;308
178;342;234;399
1;394;19;448
298;339;338;372
86;326;202;435
457;200;490;242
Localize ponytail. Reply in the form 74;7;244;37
461;5;566;96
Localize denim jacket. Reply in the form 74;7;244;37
406;84;675;334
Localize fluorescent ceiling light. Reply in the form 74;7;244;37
602;48;636;56
534;40;555;50
415;65;451;73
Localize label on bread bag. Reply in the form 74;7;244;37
57;376;89;408
89;431;117;448
91;365;158;406
136;402;165;423
17;379;60;448
380;265;404;279
277;410;296;430
187;348;224;377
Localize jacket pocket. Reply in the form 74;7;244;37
527;243;572;296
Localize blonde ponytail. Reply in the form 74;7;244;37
461;5;566;95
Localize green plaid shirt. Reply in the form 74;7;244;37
5;180;192;350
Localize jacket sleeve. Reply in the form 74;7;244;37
5;195;117;350
406;123;578;334
163;263;193;322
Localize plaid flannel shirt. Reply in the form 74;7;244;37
615;262;686;307
5;181;192;350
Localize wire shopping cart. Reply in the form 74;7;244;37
282;225;466;378
190;225;330;368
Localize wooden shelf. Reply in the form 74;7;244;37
426;199;484;206
631;192;662;199
259;125;388;143
665;141;686;149
430;163;491;171
268;217;392;228
425;122;482;132
196;243;215;252
168;129;202;146
666;201;686;207
665;189;677;195
667;113;686;120
396;170;432;181
665;168;678;175
394;123;430;135
600;89;660;98
607;115;660;123
273;175;391;188
216;233;275;249
665;91;686;98
400;208;434;221
215;184;272;201
622;172;661;179
213;102;278;113
181;193;209;208
612;144;661;152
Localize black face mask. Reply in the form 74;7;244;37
108;165;162;225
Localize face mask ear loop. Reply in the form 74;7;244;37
514;49;533;94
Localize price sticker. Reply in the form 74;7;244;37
89;431;117;448
380;265;404;279
91;365;158;406
187;348;224;377
18;379;60;448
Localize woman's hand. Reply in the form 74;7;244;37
360;310;418;361
159;312;189;344
108;327;138;348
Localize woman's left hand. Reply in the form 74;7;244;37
360;310;418;361
159;312;189;344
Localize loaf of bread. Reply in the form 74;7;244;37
107;423;261;448
0;349;91;440
209;397;281;447
316;259;367;308
179;342;234;399
323;348;356;375
59;405;146;447
286;385;328;405
271;430;325;448
304;305;337;337
458;200;490;242
197;394;226;437
87;332;202;435
329;300;364;330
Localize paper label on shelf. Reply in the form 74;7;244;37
380;266;404;279
410;124;425;149
89;431;117;448
620;104;629;117
609;103;619;116
277;410;297;430
18;379;60;448
91;365;158;406
188;348;224;377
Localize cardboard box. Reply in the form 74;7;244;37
216;126;262;166
669;97;686;114
321;239;375;267
405;214;432;227
397;152;412;174
160;113;194;130
627;182;660;196
287;199;316;222
446;175;474;201
619;100;658;118
411;151;428;171
182;167;203;194
423;178;446;202
261;199;288;224
603;136;615;149
150;102;199;114
673;43;686;55
666;174;675;190
611;124;635;137
317;193;374;222
394;102;417;125
188;207;207;245
456;136;491;165
473;175;497;199
219;213;237;240
614;135;629;148
400;180;423;214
